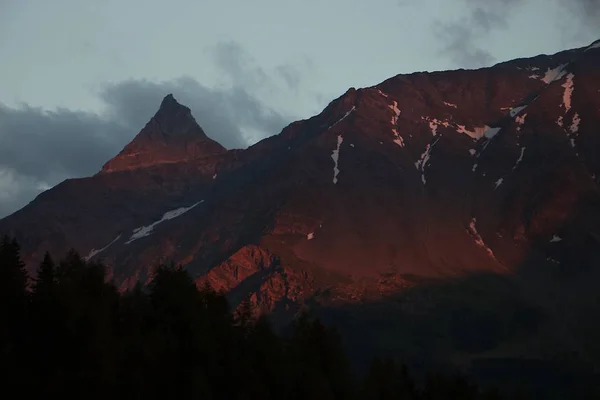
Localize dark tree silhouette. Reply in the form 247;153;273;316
0;235;29;389
3;236;575;399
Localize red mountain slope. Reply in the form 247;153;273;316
2;39;600;380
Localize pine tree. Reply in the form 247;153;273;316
285;313;354;400
29;252;59;396
0;235;29;298
33;251;56;297
0;236;29;389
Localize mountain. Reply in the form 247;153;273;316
101;93;227;172
3;39;600;392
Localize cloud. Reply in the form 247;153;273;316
0;167;52;218
0;41;302;218
210;40;270;91
0;102;128;188
568;0;600;26
275;65;302;91
435;21;497;68
434;0;525;68
98;76;291;149
433;0;600;68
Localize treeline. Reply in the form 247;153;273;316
1;235;510;399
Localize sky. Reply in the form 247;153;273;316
0;0;598;218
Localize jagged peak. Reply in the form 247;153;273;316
158;93;190;114
100;94;226;173
161;93;177;106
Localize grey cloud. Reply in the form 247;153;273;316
435;21;497;68
433;0;599;68
0;41;301;218
435;0;525;68
275;64;302;90
0;99;131;218
567;0;600;26
99;76;291;149
210;40;269;90
0;103;127;183
211;40;313;93
0;167;52;218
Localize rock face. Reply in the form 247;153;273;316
101;94;226;173
2;40;600;384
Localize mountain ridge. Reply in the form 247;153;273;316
2;39;600;388
4;39;600;277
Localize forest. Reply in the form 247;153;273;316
1;235;532;399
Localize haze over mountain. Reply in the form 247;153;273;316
2;39;600;395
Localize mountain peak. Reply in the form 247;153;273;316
100;94;226;173
158;93;186;113
161;93;176;104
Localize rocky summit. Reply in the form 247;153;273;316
3;39;600;391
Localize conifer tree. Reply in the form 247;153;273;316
32;251;56;297
0;235;29;389
29;252;59;396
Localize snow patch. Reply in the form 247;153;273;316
484;126;501;140
350;143;355;147
541;64;568;84
126;201;203;244
550;235;562;243
515;113;527;125
469;149;477;156
472;163;478;172
377;89;388;98
307;232;315;240
429;121;438;136
557;116;564;127
561;73;574;112
568;115;580;149
85;235;122;261
422;117;450;136
443;101;458;108
428;119;449;136
415;136;441;185
212;173;217;180
388;101;404;147
329;106;356;129
494;178;504;189
570;113;580;134
509;105;527;117
393;134;405;147
457;125;500;142
467;218;497;260
331;135;343;184
389;101;401;121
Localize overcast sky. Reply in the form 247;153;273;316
0;0;598;218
